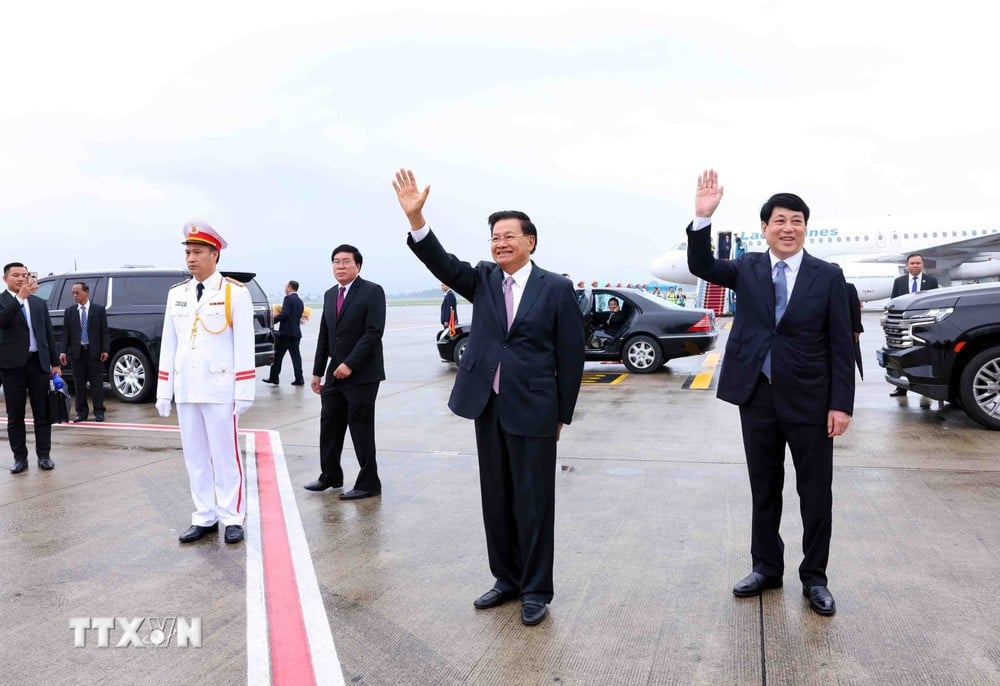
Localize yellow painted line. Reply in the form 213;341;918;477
689;352;721;390
609;373;628;385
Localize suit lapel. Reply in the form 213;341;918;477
337;278;360;321
489;269;507;337
753;255;775;324
782;253;819;324
509;265;543;336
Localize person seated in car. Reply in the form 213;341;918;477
591;297;628;348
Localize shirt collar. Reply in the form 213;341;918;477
504;261;533;287
769;250;804;273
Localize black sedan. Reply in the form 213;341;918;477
435;288;718;374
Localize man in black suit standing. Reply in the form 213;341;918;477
59;281;109;422
888;254;938;400
1;263;61;473
305;246;386;500
440;283;458;328
264;280;305;386
393;168;585;626
687;170;855;616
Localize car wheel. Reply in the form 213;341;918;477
110;347;155;403
958;345;1000;430
621;335;663;374
453;337;469;365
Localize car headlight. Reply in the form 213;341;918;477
903;307;953;323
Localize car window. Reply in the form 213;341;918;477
56;280;78;309
244;279;267;303
35;279;57;305
118;275;185;306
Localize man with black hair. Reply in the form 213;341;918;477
394;168;585;627
60;281;110;422
1;262;60;473
264;280;305;386
687;169;854;616
305;245;386;500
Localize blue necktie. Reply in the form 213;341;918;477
911;276;918;293
80;306;90;345
762;261;788;380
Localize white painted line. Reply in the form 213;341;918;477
244;432;273;685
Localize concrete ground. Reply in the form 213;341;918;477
1;305;998;685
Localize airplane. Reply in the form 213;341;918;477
649;218;1000;301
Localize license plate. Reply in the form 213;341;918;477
875;349;884;366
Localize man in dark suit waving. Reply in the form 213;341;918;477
264;280;306;386
394;168;585;626
59;281;109;422
306;246;386;500
687;170;854;616
1;262;61;473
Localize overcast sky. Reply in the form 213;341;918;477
4;1;997;298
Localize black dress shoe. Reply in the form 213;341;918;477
889;388;907;397
303;479;343;492
72;415;88;423
803;585;836;616
291;380;305;386
10;460;28;474
178;523;219;543
521;602;549;626
473;589;515;609
224;525;245;544
733;571;783;597
95;412;105;422
38;457;55;470
262;378;279;385
339;488;381;500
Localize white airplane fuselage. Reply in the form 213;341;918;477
650;223;1000;301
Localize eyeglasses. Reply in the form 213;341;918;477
332;259;355;266
489;234;526;245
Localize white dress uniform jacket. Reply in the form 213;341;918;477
157;272;256;404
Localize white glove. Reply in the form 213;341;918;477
155;399;172;417
234;400;253;417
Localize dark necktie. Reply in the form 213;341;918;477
80;306;90;345
196;282;204;301
21;302;28;323
336;286;345;315
911;276;918;293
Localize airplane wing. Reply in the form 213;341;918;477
830;231;1000;270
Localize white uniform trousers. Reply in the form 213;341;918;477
176;402;245;527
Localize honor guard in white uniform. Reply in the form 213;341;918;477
156;220;256;544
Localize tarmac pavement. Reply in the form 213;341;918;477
1;306;998;685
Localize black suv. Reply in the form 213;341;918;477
877;282;1000;430
35;268;275;403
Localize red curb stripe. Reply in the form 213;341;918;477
253;431;317;685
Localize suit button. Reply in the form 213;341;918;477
503;344;508;348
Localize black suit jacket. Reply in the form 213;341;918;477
409;230;585;437
687;224;854;423
440;289;457;327
845;282;863;334
274;292;304;338
891;272;939;298
0;291;59;372
62;302;109;359
313;277;385;385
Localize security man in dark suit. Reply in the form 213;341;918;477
394;168;586;627
889;254;938;399
1;262;61;473
264;280;306;386
59;281;109;422
890;253;939;299
305;245;386;500
440;283;457;328
687;170;855;616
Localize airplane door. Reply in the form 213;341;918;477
718;231;732;259
876;231;886;248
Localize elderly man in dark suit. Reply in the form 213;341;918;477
393;168;585;627
1;262;61;473
305;245;386;500
264;280;306;386
889;254;939;401
687;170;855;616
59;281;110;422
